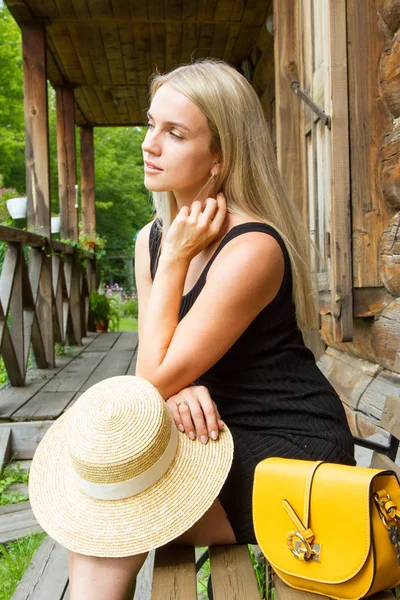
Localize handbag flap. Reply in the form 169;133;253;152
253;458;380;584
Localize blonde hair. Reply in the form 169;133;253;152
149;59;318;330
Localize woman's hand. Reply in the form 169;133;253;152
163;193;227;262
166;385;224;444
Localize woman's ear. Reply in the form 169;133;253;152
211;162;222;177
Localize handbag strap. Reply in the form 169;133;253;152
283;460;324;562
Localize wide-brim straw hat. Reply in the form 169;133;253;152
28;375;233;557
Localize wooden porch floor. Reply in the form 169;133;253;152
0;331;138;422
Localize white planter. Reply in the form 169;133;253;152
51;216;61;233
6;197;27;219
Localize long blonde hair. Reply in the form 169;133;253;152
149;59;318;330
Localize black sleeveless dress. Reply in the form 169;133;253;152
149;220;355;544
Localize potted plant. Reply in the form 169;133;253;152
1;188;27;220
51;213;61;233
89;291;120;333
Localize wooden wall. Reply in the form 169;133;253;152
255;0;400;439
321;0;400;437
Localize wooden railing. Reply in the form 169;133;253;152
0;225;97;386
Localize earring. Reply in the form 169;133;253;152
211;172;216;177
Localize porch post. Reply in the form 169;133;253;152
80;126;97;292
55;86;78;241
56;86;82;344
21;22;55;367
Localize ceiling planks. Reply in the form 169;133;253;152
5;0;271;126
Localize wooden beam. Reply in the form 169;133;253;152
346;1;391;287
273;0;304;214
21;22;55;368
55;86;78;242
22;23;51;238
80;126;96;241
329;0;353;341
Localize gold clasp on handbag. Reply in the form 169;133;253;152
288;531;321;562
283;499;321;562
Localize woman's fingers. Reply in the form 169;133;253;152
195;388;220;440
165;398;185;433
177;401;197;440
209;193;227;234
201;197;218;222
166;386;223;444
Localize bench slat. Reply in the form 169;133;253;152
152;545;197;600
273;576;331;599
209;545;261;599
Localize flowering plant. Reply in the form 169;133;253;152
104;283;138;319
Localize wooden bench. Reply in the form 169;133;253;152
151;544;261;599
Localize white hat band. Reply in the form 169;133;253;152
75;424;178;501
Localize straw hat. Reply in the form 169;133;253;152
28;375;233;557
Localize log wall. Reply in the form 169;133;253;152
319;0;400;439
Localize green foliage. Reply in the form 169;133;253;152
89;291;120;330
0;6;25;192
0;188;23;223
0;532;47;600
0;462;29;506
121;298;138;319
89;291;111;320
94;126;153;285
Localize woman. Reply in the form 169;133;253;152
67;58;355;599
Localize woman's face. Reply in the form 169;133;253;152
142;83;218;198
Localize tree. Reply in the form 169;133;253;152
0;3;25;191
94;126;153;288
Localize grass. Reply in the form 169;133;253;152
0;460;47;600
0;533;47;600
115;316;138;332
0;462;29;506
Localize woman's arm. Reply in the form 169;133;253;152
135;199;284;401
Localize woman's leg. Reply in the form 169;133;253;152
67;549;148;600
67;499;235;600
173;498;237;546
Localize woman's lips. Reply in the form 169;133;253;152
144;161;163;173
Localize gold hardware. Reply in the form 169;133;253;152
294;540;321;562
291;531;320;561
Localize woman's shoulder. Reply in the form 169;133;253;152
221;215;287;257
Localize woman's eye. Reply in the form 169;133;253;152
170;131;183;140
145;122;154;130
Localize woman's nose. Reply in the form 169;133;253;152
142;130;161;156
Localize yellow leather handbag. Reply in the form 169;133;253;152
253;458;400;599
